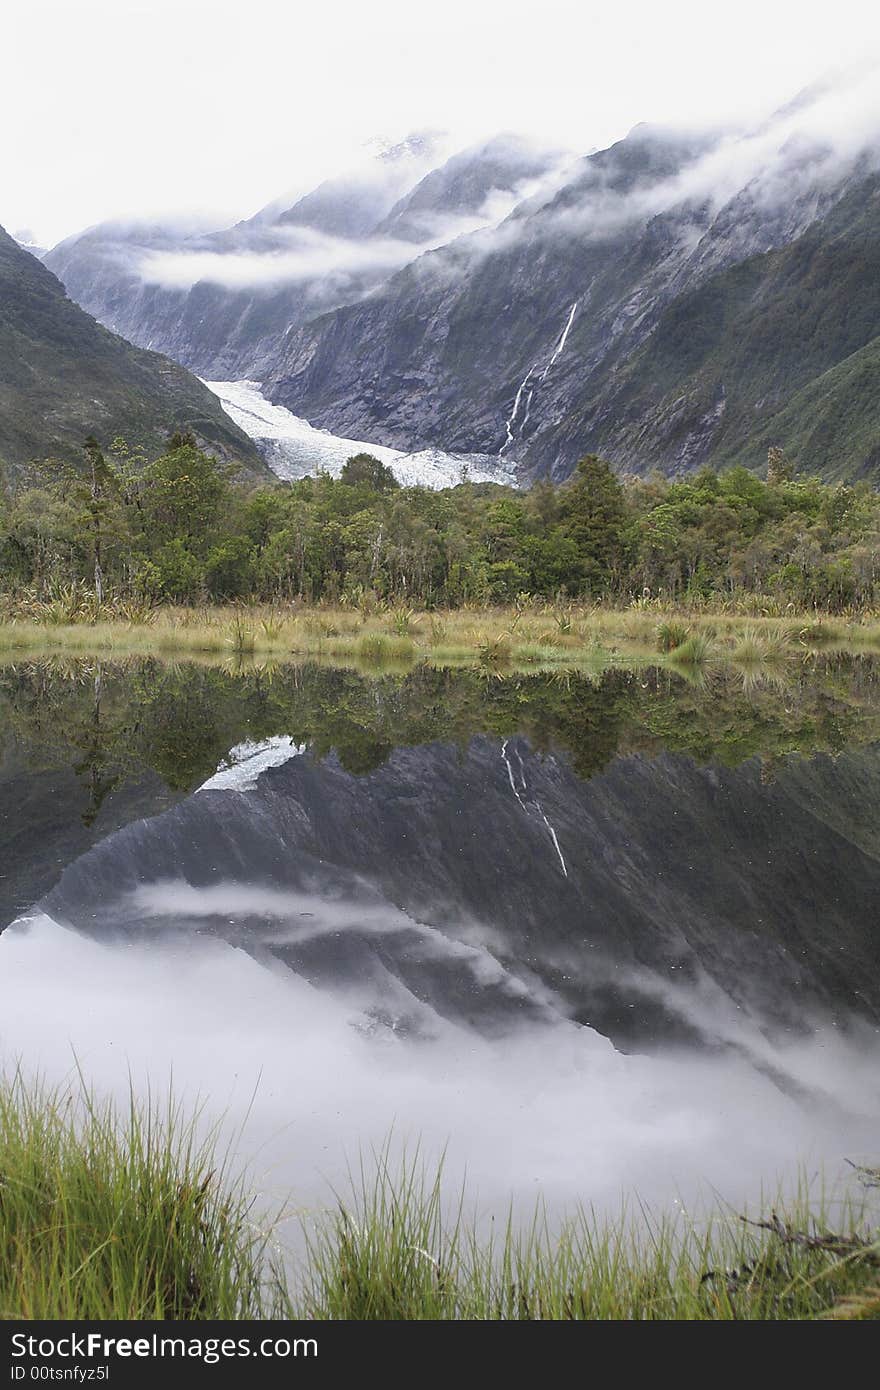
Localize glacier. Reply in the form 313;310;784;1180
206;379;520;489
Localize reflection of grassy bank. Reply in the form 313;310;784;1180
3;655;879;799
0;601;879;670
2;1078;877;1320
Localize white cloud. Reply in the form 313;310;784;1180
135;183;560;290
140;229;433;290
5;0;879;247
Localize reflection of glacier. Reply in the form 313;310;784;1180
198;736;304;792
207;379;520;488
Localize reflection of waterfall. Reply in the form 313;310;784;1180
500;738;568;877
499;299;580;456
25;731;880;1053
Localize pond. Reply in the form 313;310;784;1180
1;654;878;1218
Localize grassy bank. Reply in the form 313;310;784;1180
1;1077;878;1320
0;1075;283;1319
0;598;879;672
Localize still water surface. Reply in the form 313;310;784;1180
1;656;878;1216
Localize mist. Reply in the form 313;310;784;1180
1;902;877;1223
2;695;879;1248
8;2;879;247
139;214;509;292
465;63;880;263
129;159;573;291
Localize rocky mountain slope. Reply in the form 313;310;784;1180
42;77;880;484
264;109;880;482
44;134;566;382
0;225;264;476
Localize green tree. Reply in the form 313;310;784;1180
135;441;230;553
559;455;630;592
340;453;400;492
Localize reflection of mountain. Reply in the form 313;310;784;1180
3;657;877;940
39;736;880;1053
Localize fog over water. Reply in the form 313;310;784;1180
1;909;877;1219
2;665;878;1220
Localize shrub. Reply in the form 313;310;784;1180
656;619;690;652
669;633;713;665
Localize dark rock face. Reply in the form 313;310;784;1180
39;736;880;1052
0;756;178;933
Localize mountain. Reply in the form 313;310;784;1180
262;110;880;482
580;174;880;479
41;80;880;485
0;225;264;477
270;132;448;238
36;733;880;1050
43;134;567;383
261;125;726;462
41;135;446;380
13;230;46;259
373;133;570;243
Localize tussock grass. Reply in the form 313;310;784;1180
669;632;714;667
732;627;767;667
0;600;877;672
299;1154;880;1321
657;619;691;653
2;1077;877;1320
355;632;416;663
0;1074;282;1320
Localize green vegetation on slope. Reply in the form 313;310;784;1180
597;175;880;479
735;335;880;482
0;226;265;479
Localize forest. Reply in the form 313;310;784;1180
1;436;878;613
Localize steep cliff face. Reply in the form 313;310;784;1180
262;127;719;466
263;124;880;482
556;173;880;480
0;226;264;475
39;735;880;1051
43;135;567;382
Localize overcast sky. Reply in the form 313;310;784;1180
5;0;879;247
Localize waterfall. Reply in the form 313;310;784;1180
540;300;578;381
500;368;534;456
498;298;580;457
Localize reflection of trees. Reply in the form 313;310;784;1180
0;660;134;827
72;665;126;827
1;656;878;806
